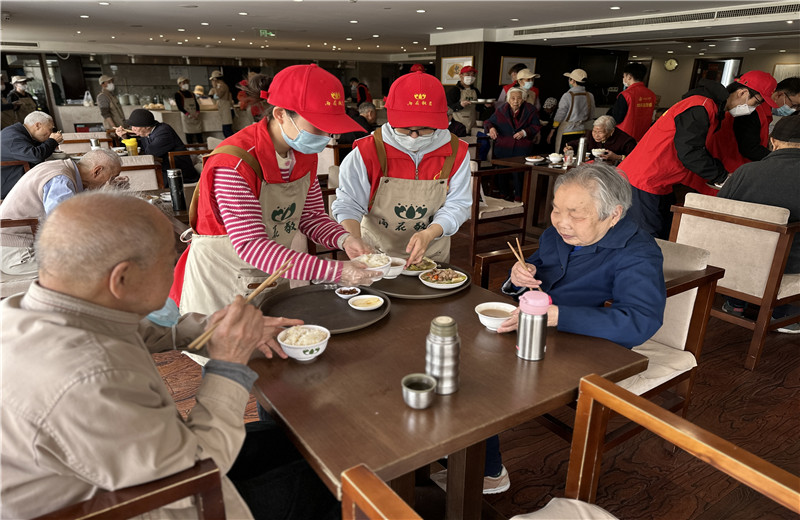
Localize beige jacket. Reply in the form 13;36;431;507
0;283;253;519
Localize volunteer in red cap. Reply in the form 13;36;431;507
707;70;780;172
446;65;488;132
332;71;472;265
620;73;777;238
171;64;377;315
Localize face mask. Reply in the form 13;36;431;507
17;83;28;92
146;298;180;328
106;83;115;92
773;104;796;117
281;115;330;155
463;76;475;86
394;132;436;153
729;103;756;117
622;81;630;90
181;83;189;91
521;81;533;90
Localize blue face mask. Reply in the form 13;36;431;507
146;298;181;328
281;116;331;155
521;81;533;90
773;104;796;117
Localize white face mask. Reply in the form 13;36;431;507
181;83;189;91
105;82;115;92
729;103;756;117
394;133;436;153
17;83;28;92
462;76;475;86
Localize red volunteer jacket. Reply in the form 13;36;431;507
707;103;773;172
616;82;656;142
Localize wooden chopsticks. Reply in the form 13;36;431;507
187;259;294;351
507;237;543;292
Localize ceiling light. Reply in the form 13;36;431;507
178;28;186;31
543;38;547;41
350;20;358;23
149;37;153;40
80;14;89;18
376;45;380;48
687;45;691;48
357;46;361;50
177;42;182;45
77;30;82;34
699;52;705;55
346;37;352;41
307;44;311;47
111;36;115;39
238;12;247;16
667;50;674;54
416;10;425;13
261;46;265;48
99;1;110;4
196;36;200;39
249;42;253;45
787;20;794;24
610;6;621;10
373;34;379;38
218;40;221;43
749;47;756;51
780;49;787;52
510;18;519;22
231;37;236;41
632;55;638;58
436;27;444;30
709;44;716;47
201;22;209;25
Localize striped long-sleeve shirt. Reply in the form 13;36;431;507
212;164;346;282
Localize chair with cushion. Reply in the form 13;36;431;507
511;374;800;519
58;137;113;154
670;193;800;370
120;154;163;191
0;217;40;298
32;459;225;520
341;464;421;520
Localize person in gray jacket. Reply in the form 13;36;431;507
548;68;595;151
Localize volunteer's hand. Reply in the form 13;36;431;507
50;131;64;144
206;296;265;365
405;225;442;266
108;175;130;190
488;128;498;140
461;99;471;107
342;235;373;259
510;260;541;290
547;129;555;145
497;308;520;334
339;261;382;287
254;316;304;359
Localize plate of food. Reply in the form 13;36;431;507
419;268;468;289
525;155;545;163
401;256;437;276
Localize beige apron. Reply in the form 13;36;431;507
15;95;37;123
360;129;458;263
181;94;203;135
452;86;477;131
98;91;125;129
555;91;593;152
179;147;310;315
214;83;234;126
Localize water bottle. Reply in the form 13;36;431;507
516;291;551;361
576;137;587;166
167;169;187;212
82;90;93;106
425;316;460;395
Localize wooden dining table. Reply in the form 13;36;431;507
249;281;647;519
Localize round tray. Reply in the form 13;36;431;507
371;262;471;299
259;284;390;334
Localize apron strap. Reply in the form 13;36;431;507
188;182;201;230
373;127;389;177
209;145;264;182
438;133;460;181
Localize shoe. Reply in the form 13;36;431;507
430;465;510;495
722;300;745;318
776;322;800;334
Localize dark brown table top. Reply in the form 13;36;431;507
249;283;647;508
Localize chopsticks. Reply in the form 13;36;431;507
507;238;544;292
187;259;294;351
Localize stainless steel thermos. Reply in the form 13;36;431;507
517;291;551;361
166;169;187;212
425;316;460;395
576;137;587;166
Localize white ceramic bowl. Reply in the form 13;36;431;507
384;257;406;279
418;270;468;290
592;148;608;158
277;325;330;363
548;153;563;163
112;146;127;153
474;302;517;331
335;286;361;299
348;294;385;311
354;253;391;277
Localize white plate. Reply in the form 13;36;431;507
418;270;468;290
525;156;546;164
348;295;385;311
401;258;438;276
160;193;172;202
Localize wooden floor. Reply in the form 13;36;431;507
154;230;800;519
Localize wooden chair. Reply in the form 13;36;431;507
472;242;539;288
670;193;800;370
120;155;163;190
330;142;355;165
168;149;210;171
510;375;800;519
341;464;421;520
32;459;225;520
0;160;31;177
538;240;725;452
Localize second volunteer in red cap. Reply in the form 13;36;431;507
171;63;377;316
331;71;472;265
446;65;491;132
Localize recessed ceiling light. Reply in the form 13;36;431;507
357;46;361;50
780;49;787;52
261;45;265;48
149;37;153;40
543;38;547;41
376;45;380;48
787;20;794;24
350;20;358;23
307;44;311;47
80;14;89;18
373;34;379;38
709;44;716;47
196;36;200;39
201;22;209;25
610;6;621;10
632;55;638;58
424;47;427;50
416;10;425;13
687;45;692;48
159;34;164;37
76;30;82;34
749;47;756;51
111;36;115;39
667;50;674;54
510;18;519;22
99;1;110;5
178;28;186;31
323;42;327;45
346;37;352;41
218;40;221;43
436;27;444;30
231;37;236;41
412;41;418;44
249;42;253;45
238;12;247;16
177;41;182;45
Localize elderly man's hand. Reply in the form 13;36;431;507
114;126;128;138
488;128;498;140
254;316;304;359
206;296;265;365
510;260;541;290
342;235;373;259
109;176;130;190
50;131;64;144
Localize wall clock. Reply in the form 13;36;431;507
664;58;679;71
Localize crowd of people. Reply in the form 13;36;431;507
1;54;799;519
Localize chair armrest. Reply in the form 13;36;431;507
665;265;725;297
341;464;420;520
1;218;40;235
32;459;225;520
671;204;800;235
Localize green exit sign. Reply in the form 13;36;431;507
259;29;275;37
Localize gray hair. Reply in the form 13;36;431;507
78;148;122;170
507;87;526;100
358;102;376;115
554;162;632;220
593;115;616;132
23;111;53;126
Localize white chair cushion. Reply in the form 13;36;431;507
478;196;523;219
510;498;619;520
207;137;224;150
778;273;800;300
617;340;697;395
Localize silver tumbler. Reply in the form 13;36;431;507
516;291;550;361
425;316;460;395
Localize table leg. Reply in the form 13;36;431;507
446;440;486;520
389;471;416;509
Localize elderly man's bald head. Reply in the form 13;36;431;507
37;192;171;289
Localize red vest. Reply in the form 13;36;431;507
619;95;719;196
353;134;470;208
756;102;772;147
707;103;773;173
616;82;656;141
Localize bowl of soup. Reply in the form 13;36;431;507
384;257;406;279
474;302;517;332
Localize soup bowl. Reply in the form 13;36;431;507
474;302;517;332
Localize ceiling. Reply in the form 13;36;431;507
1;0;798;61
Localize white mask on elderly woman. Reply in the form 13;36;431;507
462;76;475;86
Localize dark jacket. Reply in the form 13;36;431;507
1;122;59;198
446;82;482;114
718;148;800;273
134;122;197;183
566;127;637;162
483;101;540;158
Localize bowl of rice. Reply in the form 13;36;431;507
353;253;392;277
277;325;331;363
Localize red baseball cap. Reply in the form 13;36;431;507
737;70;778;108
262;64;364;134
460;66;477;75
385;72;448;129
410;63;426;73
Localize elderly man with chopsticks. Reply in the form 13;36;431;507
172;64;377;315
0;192;340;520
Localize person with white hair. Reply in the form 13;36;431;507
0;110;64;198
563;115;637;165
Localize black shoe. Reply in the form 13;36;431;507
721;300;745;318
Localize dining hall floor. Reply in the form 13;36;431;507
154;231;799;520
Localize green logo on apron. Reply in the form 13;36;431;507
271;203;296;223
394;203;427;220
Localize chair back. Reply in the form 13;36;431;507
675;193;789;298
206;136;224;150
1;160;31;175
120;155;162;190
168;149;210;171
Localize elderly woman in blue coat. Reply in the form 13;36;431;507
497;162;666;349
